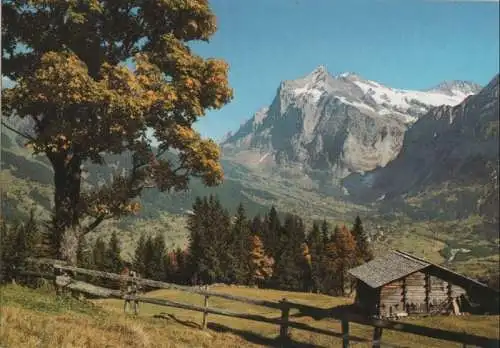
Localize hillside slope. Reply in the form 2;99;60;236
1;284;499;348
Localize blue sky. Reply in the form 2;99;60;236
192;0;499;141
2;1;498;142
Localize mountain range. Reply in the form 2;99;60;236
1;67;498;271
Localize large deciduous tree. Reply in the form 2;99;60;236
1;0;233;259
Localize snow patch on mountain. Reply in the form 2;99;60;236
350;78;473;113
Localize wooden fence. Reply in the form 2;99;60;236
18;258;500;348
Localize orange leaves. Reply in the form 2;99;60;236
125;202;141;215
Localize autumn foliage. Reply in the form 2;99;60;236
1;0;233;259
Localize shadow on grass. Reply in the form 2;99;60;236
153;312;202;329
152;309;374;347
208;322;322;348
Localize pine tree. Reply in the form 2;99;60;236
273;214;306;291
307;221;324;293
248;235;274;287
76;236;94;269
133;234;148;277
250;215;263;240
174;248;188;284
105;231;123;274
149;234;167;281
351;216;373;263
264;206;282;260
321;219;330;245
226;203;251;284
210;196;232;283
0;213;41;284
92;237;107;271
187;196;223;285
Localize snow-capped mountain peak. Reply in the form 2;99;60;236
427;80;482;97
222;67;485;180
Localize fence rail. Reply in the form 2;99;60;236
18;258;500;348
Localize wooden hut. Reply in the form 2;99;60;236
348;250;499;318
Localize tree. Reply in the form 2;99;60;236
2;1;233;260
273;214;306;291
351;216;373;263
0;212;41;284
92;237;107;272
104;231;123;274
149;234;167;281
264;206;281;260
250;215;263;240
186;196;223;285
133;234;148;277
229;203;251;284
76;236;94;269
248;235;274;287
321;219;330;245
322;225;357;296
307;221;324;293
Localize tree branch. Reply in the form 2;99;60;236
82;214;107;235
1;121;36;141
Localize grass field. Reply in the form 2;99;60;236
1;284;498;347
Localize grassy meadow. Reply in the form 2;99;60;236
1;284;498;348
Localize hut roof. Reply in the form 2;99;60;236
349;250;498;295
348;250;428;288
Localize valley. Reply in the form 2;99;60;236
1;67;499;279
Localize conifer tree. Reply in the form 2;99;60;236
273;214;306;291
105;231;123;274
92;237;107;271
76;236;94;269
264;206;282;260
174;248;188;284
230;203;251;284
133;234;148;277
148;234;167;281
209;195;232;283
250;215;263;240
307;221;324;293
1;213;40;284
351;216;373;262
187;196;222;284
321;219;330;245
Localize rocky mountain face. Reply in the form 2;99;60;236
221;66;480;183
343;75;499;225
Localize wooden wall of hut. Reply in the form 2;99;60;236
378;271;467;317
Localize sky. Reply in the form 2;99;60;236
191;0;500;141
2;0;498;142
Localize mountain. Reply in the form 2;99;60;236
1;71;498;275
221;66;479;186
343;75;499;229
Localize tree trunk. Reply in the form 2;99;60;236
49;152;82;260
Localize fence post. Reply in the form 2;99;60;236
372;327;383;348
279;298;290;346
202;285;209;330
342;319;350;348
